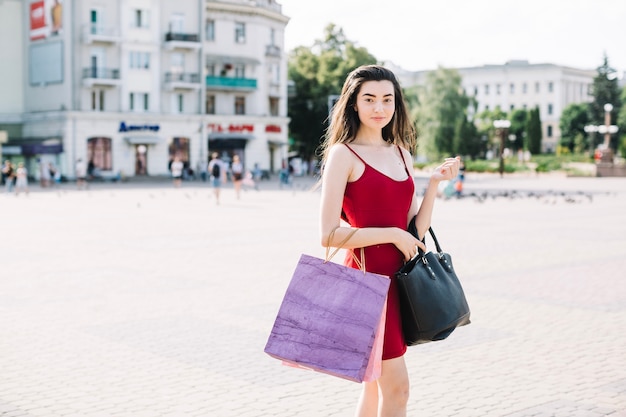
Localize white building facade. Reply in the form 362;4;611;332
395;60;596;153
0;0;290;180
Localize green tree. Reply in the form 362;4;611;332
526;107;542;155
509;109;528;151
287;24;377;162
559;103;591;152
473;107;508;158
412;67;474;159
617;86;626;156
590;54;622;150
452;111;482;159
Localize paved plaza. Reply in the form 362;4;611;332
1;173;626;417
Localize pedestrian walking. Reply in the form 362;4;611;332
231;154;244;199
75;158;87;190
171;156;184;188
14;162;29;196
2;160;15;193
318;65;459;416
208;152;226;205
39;159;51;188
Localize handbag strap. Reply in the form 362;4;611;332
417;227;444;257
326;227;366;272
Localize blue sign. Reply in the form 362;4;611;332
119;122;160;132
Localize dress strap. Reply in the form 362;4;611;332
396;145;411;177
344;144;367;164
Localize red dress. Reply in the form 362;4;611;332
342;144;413;360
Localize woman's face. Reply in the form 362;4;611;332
354;80;395;131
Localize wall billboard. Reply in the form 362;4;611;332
29;0;63;41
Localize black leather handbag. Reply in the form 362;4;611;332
395;221;470;345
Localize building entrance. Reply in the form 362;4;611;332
135;145;148;175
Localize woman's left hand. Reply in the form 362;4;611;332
431;156;460;182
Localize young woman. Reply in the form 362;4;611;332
319;65;459;417
230;154;244;199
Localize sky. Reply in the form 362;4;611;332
278;0;626;74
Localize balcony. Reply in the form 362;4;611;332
82;24;121;44
164;32;201;51
164;72;201;90
205;76;257;91
265;45;281;58
82;67;121;87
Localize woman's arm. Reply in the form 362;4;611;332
320;145;424;261
407;154;460;240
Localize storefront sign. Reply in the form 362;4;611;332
265;124;281;133
119;122;160;132
207;123;254;133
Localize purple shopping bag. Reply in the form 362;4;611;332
264;253;390;383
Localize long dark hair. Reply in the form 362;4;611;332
319;65;416;165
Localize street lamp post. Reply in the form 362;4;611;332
584;103;619;164
493;120;511;178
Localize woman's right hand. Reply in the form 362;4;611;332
393;228;426;261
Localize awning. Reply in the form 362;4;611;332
124;136;162;145
205;54;261;66
208;133;254;141
3;138;64;155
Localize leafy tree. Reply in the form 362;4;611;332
509;109;528;151
473;107;508;158
526;107;542;155
590;54;622;150
453;112;482;159
617;86;626;155
412;67;476;159
559;103;591;152
287;24;377;162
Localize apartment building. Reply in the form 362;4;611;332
0;0;290;180
394;60;596;153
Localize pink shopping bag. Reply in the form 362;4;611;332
264;254;390;383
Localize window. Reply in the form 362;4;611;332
169;13;184;33
130;51;150;69
270;28;276;45
90;8;103;34
548;81;554;93
205;19;215;41
269;63;279;84
510;83;515;94
535;82;540;93
234;64;245;78
547;125;553;137
269;97;279;116
133;9;150;28
496;84;501;95
177;94;184;113
547;103;553;115
91;90;105;111
235;22;246;43
484;84;489;95
522;83;527;94
473;86;478;96
169;137;190;163
130;92;149;112
510;104;514;111
87;137;112;170
170;53;184;73
205;94;215;114
235;96;245;115
205;64;216;76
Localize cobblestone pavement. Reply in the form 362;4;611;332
1;173;625;417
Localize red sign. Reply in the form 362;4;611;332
207;123;254;133
30;1;47;41
265;125;281;133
